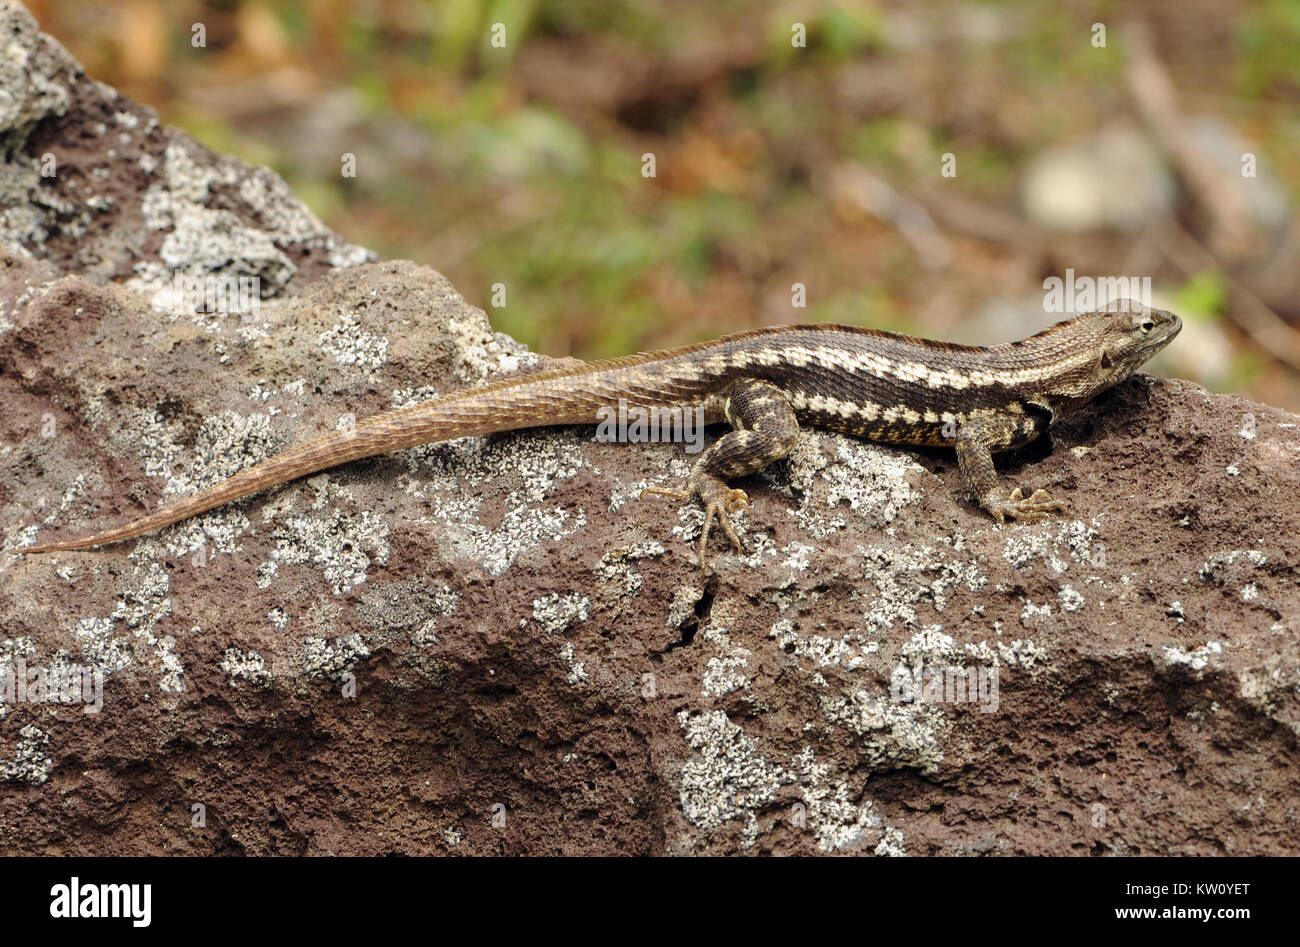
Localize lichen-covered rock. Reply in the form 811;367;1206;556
1;1;1298;855
0;0;369;290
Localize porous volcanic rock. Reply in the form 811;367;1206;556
1;1;1297;855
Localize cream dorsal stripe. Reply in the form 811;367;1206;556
19;301;1181;564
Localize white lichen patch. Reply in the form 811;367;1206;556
963;638;1049;670
769;618;878;671
606;463;684;514
1198;550;1267;582
131;138;365;296
779;542;817;571
411;621;439;647
140;161;296;293
678;709;905;853
1002;519;1099;574
0;637;36;670
318;310;389;372
379;585;462;650
860;539;986;631
0;638;37;719
1058;585;1085;611
63;558;180;696
444;315;539;384
1020;599;1053;623
666;585;705;630
731;530;779;570
677;710;791;847
430;585;461;616
6;522;41;552
351;580;462;647
20;473;89;540
0;724;53;785
112;407;287;554
875;826;907;856
1162;640;1225;677
532;592;591;635
790;746;881;853
594;541;667;599
1;30;81;248
702;653;750;697
899;625;962;666
700;626;752;698
778;432;921;542
152;631;186;694
1002;638;1048;669
72;616;132;673
302;633;370;681
114;560;183;692
471;505;587;577
397;430;589;575
820;689;945;773
557;642;588;685
220;648;273;689
268;509;390;594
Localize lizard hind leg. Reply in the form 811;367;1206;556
642;379;799;568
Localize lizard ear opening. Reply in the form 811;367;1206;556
1100;350;1114;369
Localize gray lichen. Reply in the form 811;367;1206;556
220;647;273;689
0;724;53;785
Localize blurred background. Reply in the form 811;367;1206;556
26;0;1300;410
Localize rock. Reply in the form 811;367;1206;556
1;1;1298;855
0;0;369;290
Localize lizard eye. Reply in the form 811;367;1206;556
1139;320;1154;334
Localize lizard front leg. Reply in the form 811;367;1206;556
954;410;1067;523
644;379;799;567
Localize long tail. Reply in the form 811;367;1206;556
20;350;716;554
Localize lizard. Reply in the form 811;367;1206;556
17;299;1181;565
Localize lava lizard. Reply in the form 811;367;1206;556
19;299;1181;565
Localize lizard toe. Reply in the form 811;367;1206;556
696;500;744;569
990;486;1068;522
723;488;749;514
641;485;691;502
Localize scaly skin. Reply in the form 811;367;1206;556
18;300;1181;567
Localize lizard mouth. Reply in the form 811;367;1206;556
1146;310;1182;354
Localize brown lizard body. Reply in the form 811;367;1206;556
19;300;1181;564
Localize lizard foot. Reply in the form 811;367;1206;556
987;486;1068;524
642;478;749;568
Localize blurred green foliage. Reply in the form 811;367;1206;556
1172;271;1228;320
1236;0;1300;96
35;0;1300;406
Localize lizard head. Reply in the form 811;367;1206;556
1095;298;1181;376
1050;299;1181;401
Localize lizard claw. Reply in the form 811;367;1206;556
699;488;748;560
643;480;749;568
988;486;1068;523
